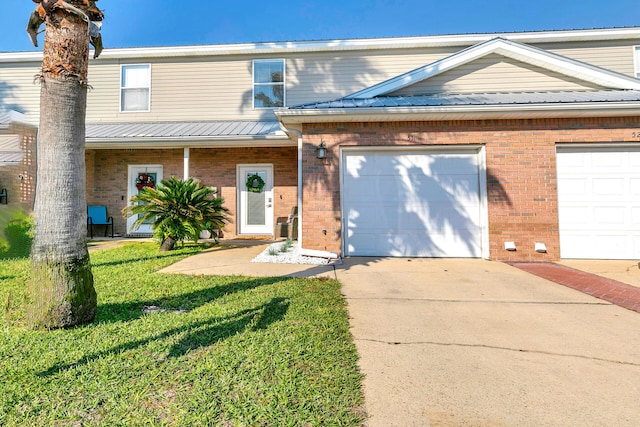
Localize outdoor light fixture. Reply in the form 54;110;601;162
316;141;327;160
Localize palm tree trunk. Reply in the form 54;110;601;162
29;9;96;328
160;237;178;252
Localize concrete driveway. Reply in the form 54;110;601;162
336;258;640;427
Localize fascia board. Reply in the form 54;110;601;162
3;28;640;62
346;40;506;98
276;102;640;124
347;38;640;98
85;135;294;149
493;39;640;90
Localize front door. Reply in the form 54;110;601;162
238;164;274;235
127;165;163;235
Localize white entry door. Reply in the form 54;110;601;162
127;165;163;235
238;164;274;235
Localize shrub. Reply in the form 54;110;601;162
123;177;229;251
0;210;34;259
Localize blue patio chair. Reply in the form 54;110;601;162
87;205;114;238
0;187;7;204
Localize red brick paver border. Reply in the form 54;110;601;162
507;262;640;313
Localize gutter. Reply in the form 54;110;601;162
276;102;640;125
85;135;294;149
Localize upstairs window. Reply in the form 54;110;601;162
253;59;285;108
121;64;150;112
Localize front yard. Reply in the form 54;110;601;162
0;243;364;426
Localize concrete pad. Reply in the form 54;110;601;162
337;257;640;427
159;241;336;278
559;259;640;288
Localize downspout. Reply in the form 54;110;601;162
280;125;338;259
290;128;304;249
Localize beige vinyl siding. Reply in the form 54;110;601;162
84;49;463;123
388;54;603;96
286;47;460;105
537;40;638;76
2;38;637;125
0;62;42;124
87;56;284;123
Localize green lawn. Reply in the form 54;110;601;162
0;243;365;426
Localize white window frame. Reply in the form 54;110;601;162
634;46;640;78
252;59;285;109
120;64;151;113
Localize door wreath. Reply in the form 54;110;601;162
246;174;265;193
136;173;155;190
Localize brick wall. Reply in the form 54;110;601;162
86;146;297;237
301;117;640;261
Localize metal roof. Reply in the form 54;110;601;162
291;90;640;110
0;110;29;127
86;120;283;139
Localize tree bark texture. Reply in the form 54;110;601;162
29;10;96;329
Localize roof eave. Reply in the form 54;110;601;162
3;27;640;61
85;134;294;149
276;102;640;125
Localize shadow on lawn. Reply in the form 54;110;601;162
96;276;287;323
89;251;195;269
39;297;289;377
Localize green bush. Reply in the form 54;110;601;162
123;177;229;251
0;210;34;259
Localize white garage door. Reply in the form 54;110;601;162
557;147;640;259
342;149;484;257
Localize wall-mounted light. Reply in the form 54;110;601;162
504;241;517;251
316;141;327;160
535;242;547;253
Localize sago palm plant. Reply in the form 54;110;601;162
123;177;229;251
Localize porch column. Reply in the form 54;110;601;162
183;147;190;180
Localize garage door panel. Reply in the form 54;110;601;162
558;148;640;259
347;203;481;231
558;178;587;198
343;150;483;258
559;206;590;227
347;230;481;257
593;178;624;196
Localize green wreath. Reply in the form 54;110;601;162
246;174;265;193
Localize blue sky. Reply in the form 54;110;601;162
2;0;640;52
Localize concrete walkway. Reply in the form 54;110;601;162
159;239;337;278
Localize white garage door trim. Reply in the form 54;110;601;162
557;144;640;260
340;146;489;258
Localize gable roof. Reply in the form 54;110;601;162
346;38;640;98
